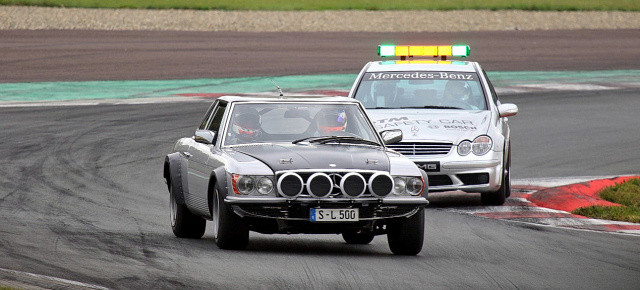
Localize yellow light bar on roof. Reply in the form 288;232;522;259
377;45;470;58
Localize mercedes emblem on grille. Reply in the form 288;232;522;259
411;126;419;136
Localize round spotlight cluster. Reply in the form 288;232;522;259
368;172;394;197
307;173;333;198
340;173;367;198
277;172;303;197
275;171;412;198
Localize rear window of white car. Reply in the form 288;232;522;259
354;71;487;110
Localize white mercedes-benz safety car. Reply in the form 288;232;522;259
348;45;518;205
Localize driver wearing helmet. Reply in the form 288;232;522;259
373;81;397;107
443;81;471;101
315;109;347;135
441;80;472;108
230;109;262;143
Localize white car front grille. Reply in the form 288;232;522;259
387;142;453;156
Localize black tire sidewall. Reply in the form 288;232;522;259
170;182;206;239
213;185;249;249
387;208;425;255
481;143;510;205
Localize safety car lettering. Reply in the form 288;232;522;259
364;72;476;81
438;119;474;125
375;117;473;125
374;117;475;130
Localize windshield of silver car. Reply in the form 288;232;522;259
224;103;380;146
353;71;487;110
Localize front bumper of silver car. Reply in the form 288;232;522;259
226;196;428;221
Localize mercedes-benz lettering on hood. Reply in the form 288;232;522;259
232;144;390;172
369;110;492;143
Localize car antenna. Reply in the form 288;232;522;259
271;79;284;97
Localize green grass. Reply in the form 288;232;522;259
572;179;640;223
1;0;639;11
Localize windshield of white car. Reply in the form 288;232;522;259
353;71;487;110
223;102;380;146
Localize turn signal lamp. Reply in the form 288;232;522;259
377;45;470;60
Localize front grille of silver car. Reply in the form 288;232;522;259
387;142;453;156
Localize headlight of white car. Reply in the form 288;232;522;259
232;174;275;196
458;135;493;156
472;135;492;155
458;140;472;156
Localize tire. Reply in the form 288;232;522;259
170;182;206;239
481;145;511;206
342;231;375;245
212;185;249;250
387;208;425;256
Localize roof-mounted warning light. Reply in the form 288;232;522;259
377;45;470;61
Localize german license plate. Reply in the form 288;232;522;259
310;208;359;222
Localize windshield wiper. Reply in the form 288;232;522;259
292;136;381;146
423;105;463;109
377;105;463;110
292;136;320;144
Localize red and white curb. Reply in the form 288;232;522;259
495;82;640;94
447;176;640;236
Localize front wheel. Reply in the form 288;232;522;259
481;145;511;206
170;182;206;239
387;208;425;255
212;185;249;250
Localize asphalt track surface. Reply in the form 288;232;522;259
1;29;640;289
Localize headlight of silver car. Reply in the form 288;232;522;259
232;174;276;196
256;177;275;195
392;176;425;196
458;135;492;156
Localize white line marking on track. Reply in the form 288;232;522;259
0;267;109;290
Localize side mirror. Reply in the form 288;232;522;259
498;103;518;118
380;129;403;145
194;130;216;145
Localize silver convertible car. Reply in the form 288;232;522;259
163;95;429;255
349;45;518;205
